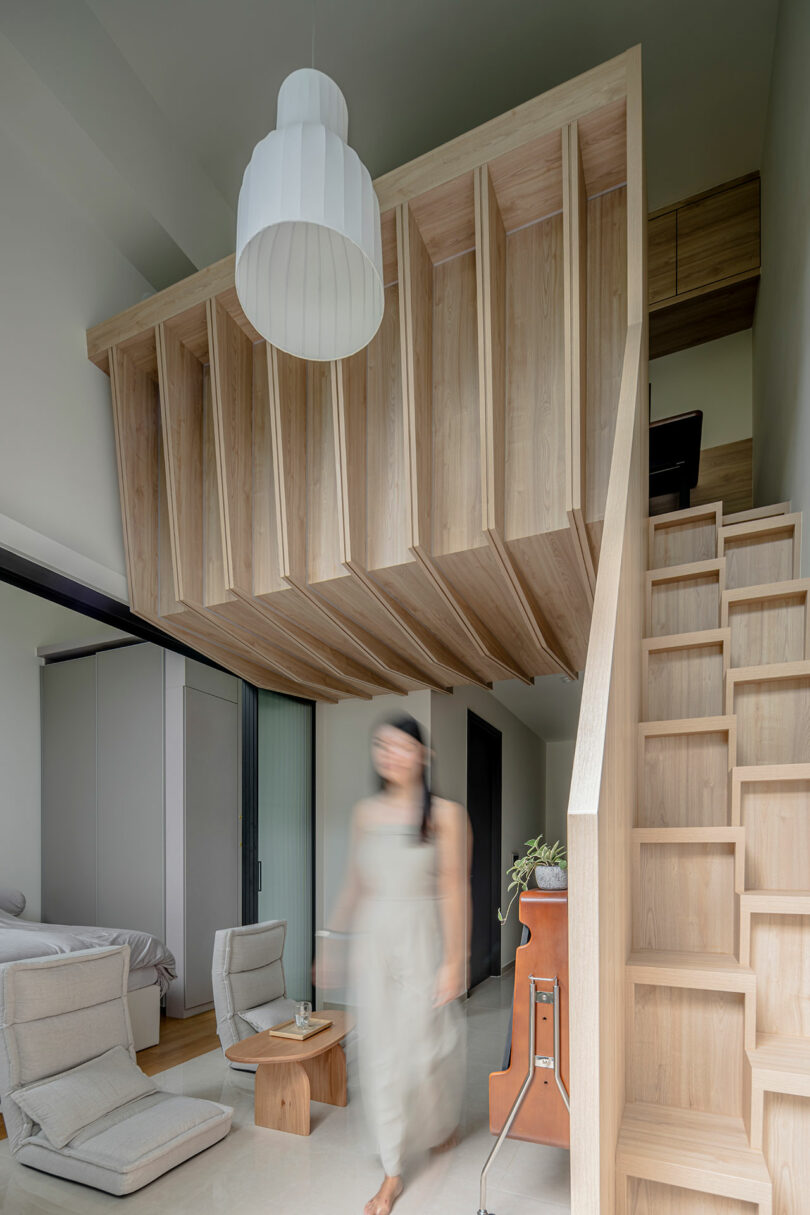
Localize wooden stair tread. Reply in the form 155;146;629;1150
647;557;725;583
632;827;742;845
640;714;735;737
749;1032;810;1081
741;889;810;914
643;627;729;653
724;502;791;526
627;951;755;992
733;761;810;783
723;577;810;606
617;1102;772;1200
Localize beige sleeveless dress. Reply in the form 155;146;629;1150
351;811;465;1177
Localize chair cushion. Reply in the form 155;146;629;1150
17;1092;232;1196
240;996;298;1033
13;1045;156;1149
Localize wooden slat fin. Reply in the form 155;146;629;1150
563;121;596;602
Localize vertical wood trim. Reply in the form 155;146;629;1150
331;352;367;569
156;322;204;607
207;298;254;593
474;165;506;537
397;203;433;552
563;121;596;601
108;345;159;617
267;346;307;581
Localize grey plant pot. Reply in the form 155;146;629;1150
534;864;568;890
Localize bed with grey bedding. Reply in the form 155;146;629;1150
0;908;176;995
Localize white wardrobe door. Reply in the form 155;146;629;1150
41;655;97;925
183;682;239;1009
96;644;165;939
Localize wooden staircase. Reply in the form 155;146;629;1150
616;500;810;1214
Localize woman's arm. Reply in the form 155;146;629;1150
433;798;472;1005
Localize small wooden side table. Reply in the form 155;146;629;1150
225;1010;352;1135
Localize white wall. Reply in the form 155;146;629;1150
0;582;127;919
429;686;546;967
545;739;577;850
752;0;810;570
0;122;151;594
650;330;753;450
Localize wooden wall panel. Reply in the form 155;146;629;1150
639;725;733;829
763;1093;810;1215
750;915;810;1038
633;842;737;954
431;250;483;556
628;985;745;1116
739;778;810;890
504;214;566;540
586;186;627;530
366;284;409;571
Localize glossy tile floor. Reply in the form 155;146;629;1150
0;974;570;1215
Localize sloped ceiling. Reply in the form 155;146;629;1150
0;0;779;297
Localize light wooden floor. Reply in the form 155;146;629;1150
0;1010;219;1142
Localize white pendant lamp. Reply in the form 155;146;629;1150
235;68;384;362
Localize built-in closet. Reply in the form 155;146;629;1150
41;642;240;1016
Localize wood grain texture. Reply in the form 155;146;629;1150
633;840;738;955
650;505;722;569
647;560;724;638
639;720;734;829
626;1174;757;1214
648;212;676;304
504;212;566;539
677;179;760;297
644;632;728;721
719;515;801;591
691;439;753;518
762;1092;810;1215
628;984;745;1116
724;583;808;668
649;271;759;361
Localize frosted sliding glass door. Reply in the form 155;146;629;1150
257;691;313;1003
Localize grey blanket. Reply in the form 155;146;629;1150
0;909;176;995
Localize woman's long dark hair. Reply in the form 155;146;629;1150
377;714;432;842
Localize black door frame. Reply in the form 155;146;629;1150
467;710;502;987
241;687;317;999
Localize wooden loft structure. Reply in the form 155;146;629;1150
86;51;639;700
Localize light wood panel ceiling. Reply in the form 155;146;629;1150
88;55;634;699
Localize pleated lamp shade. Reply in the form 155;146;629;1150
235;68;384;362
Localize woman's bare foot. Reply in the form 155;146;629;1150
431;1127;460;1153
363;1175;403;1215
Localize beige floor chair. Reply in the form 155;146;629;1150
0;945;231;1196
212;920;297;1071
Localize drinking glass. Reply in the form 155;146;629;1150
295;1000;312;1029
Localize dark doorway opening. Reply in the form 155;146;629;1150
466;711;502;991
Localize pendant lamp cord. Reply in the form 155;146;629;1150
311;0;316;68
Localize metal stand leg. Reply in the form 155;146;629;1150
477;975;569;1215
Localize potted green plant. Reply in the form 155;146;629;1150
497;837;568;924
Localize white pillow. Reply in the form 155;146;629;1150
0;887;26;916
14;1045;157;1149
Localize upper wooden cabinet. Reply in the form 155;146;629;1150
648;173;760;358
